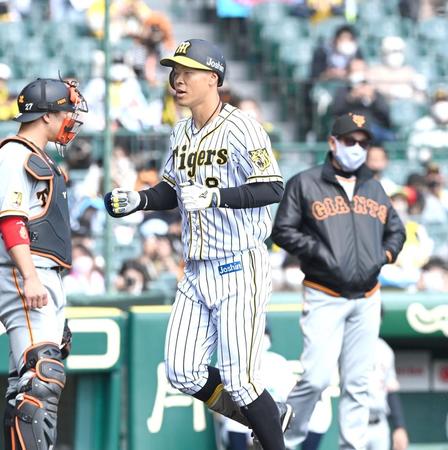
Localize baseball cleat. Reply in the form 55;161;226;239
280;402;294;433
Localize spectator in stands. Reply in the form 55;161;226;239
237;97;281;144
366;144;399;196
417;256;448;292
380;191;433;289
0;0;21;21
115;259;151;294
112;142;137;190
87;0;151;39
139;234;183;282
290;0;345;22
404;172;427;216
420;162;448;225
310;24;363;81
368;36;427;103
398;0;420;21
64;243;105;296
132;9;175;85
0;62;17;121
331;59;394;141
408;87;448;151
161;81;190;127
134;159;160;191
66;139;104;236
399;0;448;21
83;60;162;131
65;137;93;171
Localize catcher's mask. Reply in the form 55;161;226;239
14;77;88;156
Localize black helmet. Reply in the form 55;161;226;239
160;39;226;87
14;78;88;123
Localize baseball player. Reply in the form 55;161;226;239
104;39;292;449
271;113;406;450
0;78;88;449
300;334;409;450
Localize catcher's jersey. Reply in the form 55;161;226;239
0;141;55;267
162;103;282;261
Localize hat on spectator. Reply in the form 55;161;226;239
432;86;448;103
331;113;373;140
0;63;11;80
381;36;405;53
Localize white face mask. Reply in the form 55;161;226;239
334;138;367;172
337;40;357;57
384;52;405;68
349;71;366;85
72;255;94;274
431;101;448;123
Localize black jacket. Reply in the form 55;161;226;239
272;154;406;299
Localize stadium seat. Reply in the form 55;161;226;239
357;1;386;23
0;22;27;58
0;121;18;137
12;42;46;79
417;16;448;43
250;1;288;25
389;99;426;138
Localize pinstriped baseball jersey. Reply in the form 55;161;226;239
162;103;283;261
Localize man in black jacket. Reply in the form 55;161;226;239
271;113;405;450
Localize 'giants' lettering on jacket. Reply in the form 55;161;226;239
312;195;388;224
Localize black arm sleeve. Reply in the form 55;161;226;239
387;392;406;430
219;181;283;209
138;181;178;210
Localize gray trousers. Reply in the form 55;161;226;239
285;287;381;450
0;266;65;398
367;414;390;450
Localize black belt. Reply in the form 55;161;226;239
0;263;65;273
36;266;66;274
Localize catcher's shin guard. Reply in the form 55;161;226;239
4;395;19;450
14;343;66;450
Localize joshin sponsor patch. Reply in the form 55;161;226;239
218;261;242;276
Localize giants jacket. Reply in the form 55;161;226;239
271;154;406;299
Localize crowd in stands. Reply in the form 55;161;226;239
0;0;448;299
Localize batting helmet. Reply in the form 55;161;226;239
160;39;226;88
14;78;88;123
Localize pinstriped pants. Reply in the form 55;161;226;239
165;247;271;407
